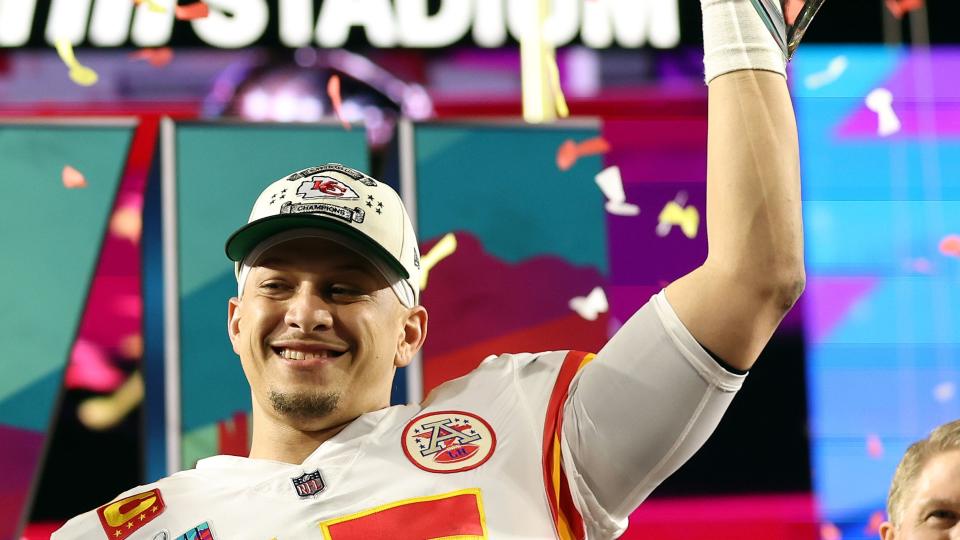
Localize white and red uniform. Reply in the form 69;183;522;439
54;291;745;540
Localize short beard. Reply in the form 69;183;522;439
268;389;340;420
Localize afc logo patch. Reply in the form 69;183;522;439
296;175;360;200
401;411;496;473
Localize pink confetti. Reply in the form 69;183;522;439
175;1;209;20
129;47;173;67
909;257;932;273
327;74;350;130
885;0;924;19
820;522;842;540
867;433;884;459
864;510;885;535
939;235;960;257
556;136;611;171
62;165;87;188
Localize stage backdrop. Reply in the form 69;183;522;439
793;45;960;540
0;120;135;540
405;120;611;395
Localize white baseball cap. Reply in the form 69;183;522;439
225;163;421;307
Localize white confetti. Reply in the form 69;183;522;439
569;286;608;321
804;55;848;90
934;381;955;403
594;166;639;217
865;88;901;137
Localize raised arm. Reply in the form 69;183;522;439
665;67;804;371
553;3;807;535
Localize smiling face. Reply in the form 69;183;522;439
881;449;960;540
227;236;427;433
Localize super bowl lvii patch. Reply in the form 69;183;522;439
402;411;497;473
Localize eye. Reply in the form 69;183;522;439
259;280;292;293
926;509;959;525
329;284;364;298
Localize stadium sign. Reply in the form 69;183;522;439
0;0;680;49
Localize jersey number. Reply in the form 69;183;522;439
318;488;487;539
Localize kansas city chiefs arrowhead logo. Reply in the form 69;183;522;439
297;175;360;200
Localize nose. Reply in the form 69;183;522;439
284;288;334;332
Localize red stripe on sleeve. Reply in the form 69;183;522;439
541;350;596;540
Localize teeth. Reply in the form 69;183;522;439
278;348;335;360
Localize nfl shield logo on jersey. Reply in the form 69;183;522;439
292;469;326;498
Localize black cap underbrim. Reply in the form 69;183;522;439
224;214;410;280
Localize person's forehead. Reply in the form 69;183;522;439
910;450;960;510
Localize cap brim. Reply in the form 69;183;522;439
224;214;410;279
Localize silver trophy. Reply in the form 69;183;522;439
749;0;827;61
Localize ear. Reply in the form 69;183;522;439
395;305;428;368
878;521;896;540
227;297;242;355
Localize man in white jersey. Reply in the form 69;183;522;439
54;1;805;538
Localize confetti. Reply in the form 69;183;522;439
110;206;143;243
906;257;932;273
175;1;210;20
520;0;568;123
595;166;639;216
864;510;885;535
933;381;955;403
867;433;884;459
77;372;145;431
119;334;144;359
133;0;168;13
54;38;99;87
419;233;458;290
804;55;848;90
885;0;924;19
939;235;960;257
865;88;901;137
62;165;88;188
327;74;350;130
656;193;700;239
820;522;842;540
129;47;173;67
569;286;608;321
556;136;611;171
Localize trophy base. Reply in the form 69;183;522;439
748;0;829;61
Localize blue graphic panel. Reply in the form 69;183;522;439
796;45;960;539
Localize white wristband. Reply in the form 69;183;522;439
701;0;786;84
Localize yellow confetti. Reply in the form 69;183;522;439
134;0;168;12
656;197;700;239
77;372;144;431
54;38;99;87
419;233;458;290
520;0;568;123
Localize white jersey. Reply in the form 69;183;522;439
54;291;745;540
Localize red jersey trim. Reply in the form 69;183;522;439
541;350;596;540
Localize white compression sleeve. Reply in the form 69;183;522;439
560;291;746;534
701;0;786;84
